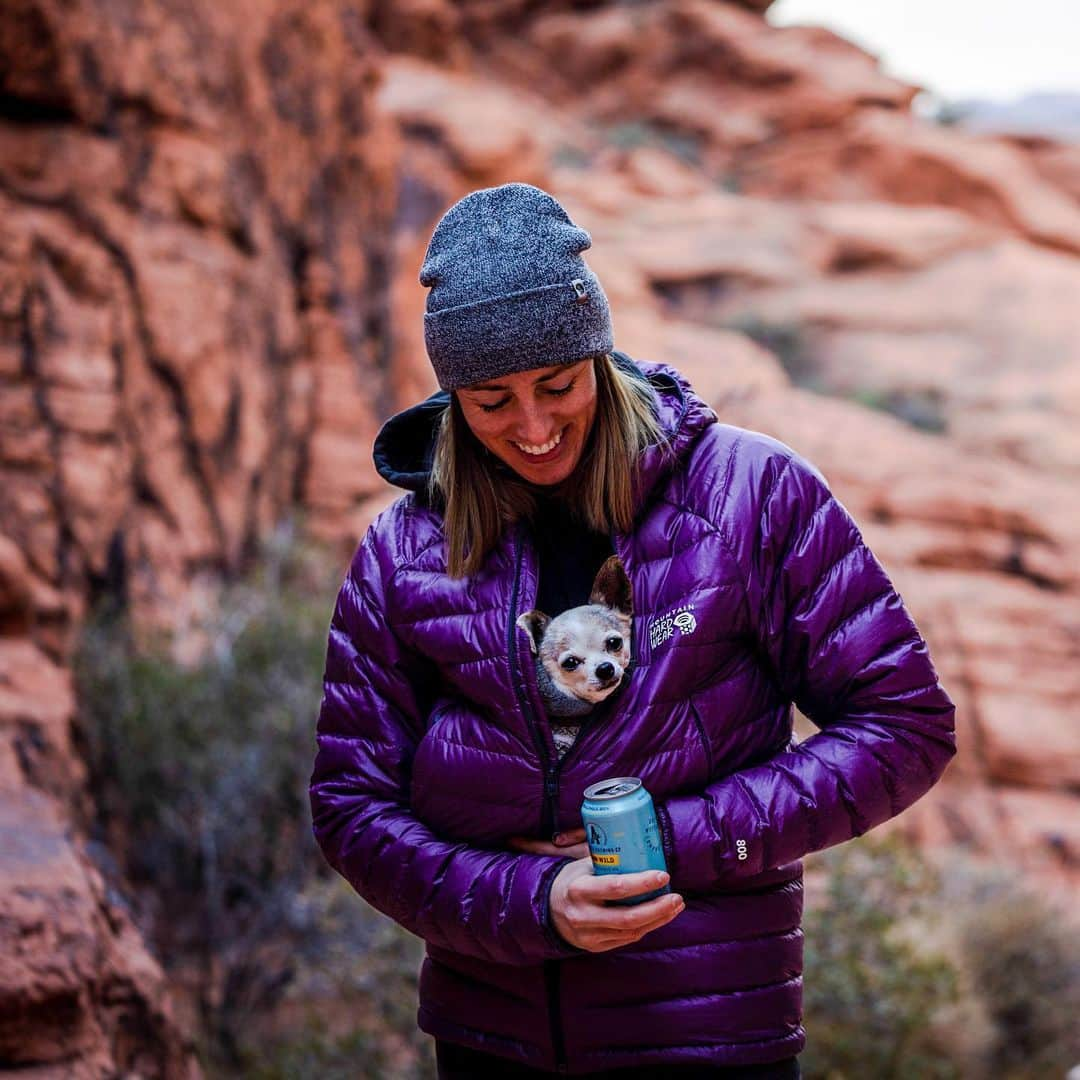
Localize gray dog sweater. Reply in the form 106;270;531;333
419;182;614;391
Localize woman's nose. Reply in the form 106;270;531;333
511;400;557;443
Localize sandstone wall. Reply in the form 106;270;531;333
1;0;1077;1071
1;0;397;1071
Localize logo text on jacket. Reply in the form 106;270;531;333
648;603;697;651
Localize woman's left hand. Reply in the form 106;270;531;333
508;827;589;860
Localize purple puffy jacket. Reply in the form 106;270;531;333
309;353;957;1073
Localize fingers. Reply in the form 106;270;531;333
572;892;685;952
508;829;588;859
507;836;548;854
549;859;686;953
553;827;586;846
556;842;590;860
510;829;586;848
590;891;684;934
628;893;686;938
507;836;589;859
573;868;671;903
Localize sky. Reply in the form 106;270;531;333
767;0;1080;104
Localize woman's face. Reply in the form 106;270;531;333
456;358;598;486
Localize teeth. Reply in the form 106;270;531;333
514;428;563;456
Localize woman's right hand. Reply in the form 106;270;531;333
549;857;685;952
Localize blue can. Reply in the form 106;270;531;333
581;777;670;906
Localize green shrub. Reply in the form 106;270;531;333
723;313;819;388
242;1025;390;1080
929;101;972;127
604;119;703;165
802;836;1080;1079
551;143;592;170
71;520;430;1074
801;835;961;1079
946;860;1080;1079
239;874;433;1079
716;172;742;194
849;386;948;434
723;316;950;435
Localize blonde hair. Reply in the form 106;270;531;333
428;353;670;578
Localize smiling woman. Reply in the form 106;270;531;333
430;349;665;579
309;182;957;1079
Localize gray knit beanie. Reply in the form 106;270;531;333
419;182;614;391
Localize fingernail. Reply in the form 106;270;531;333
655;872;669;886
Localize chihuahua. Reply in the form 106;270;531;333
516;555;633;757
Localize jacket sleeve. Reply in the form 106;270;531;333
309;514;580;965
655;449;957;893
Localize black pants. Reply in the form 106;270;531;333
435;1040;801;1079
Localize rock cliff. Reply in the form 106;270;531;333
1;0;1076;1071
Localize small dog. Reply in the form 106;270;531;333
516;555;633;756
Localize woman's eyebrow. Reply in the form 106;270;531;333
468;364;584;393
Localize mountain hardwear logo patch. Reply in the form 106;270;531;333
648;603;697;651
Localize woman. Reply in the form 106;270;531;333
309;183;957;1078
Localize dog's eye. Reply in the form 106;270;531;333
561;656;582;671
605;636;623;652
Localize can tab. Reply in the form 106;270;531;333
571;279;588;302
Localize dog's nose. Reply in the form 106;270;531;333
596;661;615;681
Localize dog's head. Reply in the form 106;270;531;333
516;556;633;707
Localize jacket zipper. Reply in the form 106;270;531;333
508;529;568;1072
554;531;635;775
508;529;558;830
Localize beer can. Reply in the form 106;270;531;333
581;776;670;906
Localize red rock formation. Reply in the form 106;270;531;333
1;0;398;1070
0;641;198;1076
1;0;399;652
2;0;1078;1069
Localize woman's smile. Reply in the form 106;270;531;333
512;426;565;460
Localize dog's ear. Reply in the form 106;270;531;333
515;610;550;655
590;555;632;615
